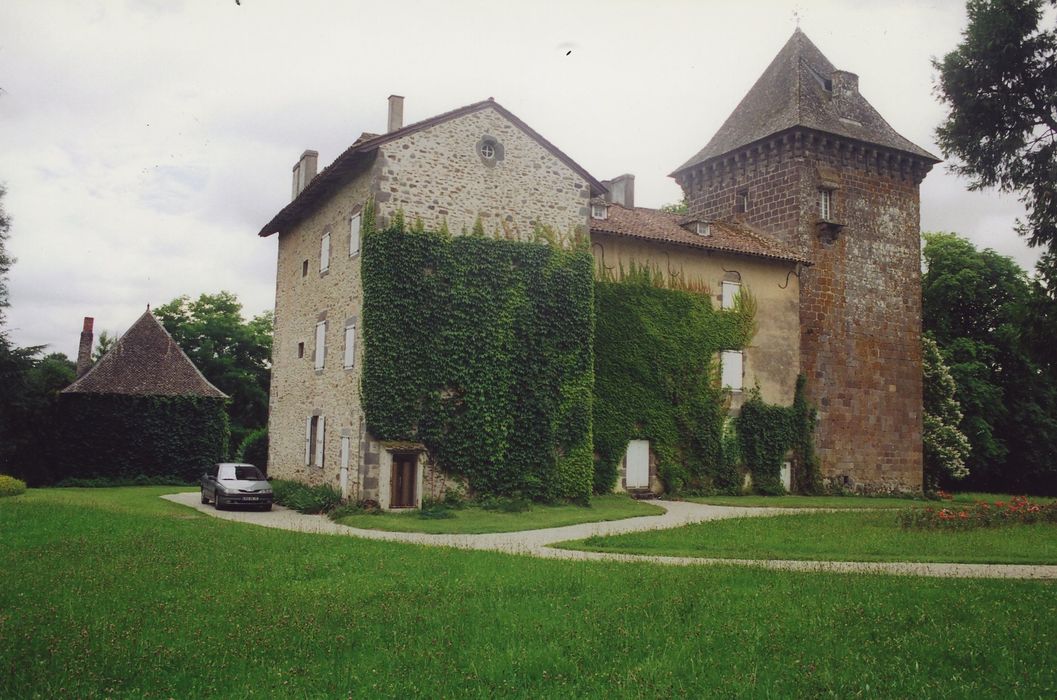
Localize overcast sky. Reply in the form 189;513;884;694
0;0;1042;359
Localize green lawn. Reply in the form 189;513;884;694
683;492;1052;509
332;494;663;533
560;509;1057;564
1;487;1056;697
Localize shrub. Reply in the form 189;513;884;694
55;474;189;488
270;479;341;514
898;496;1057;530
236;428;268;472
0;475;27;497
418;500;456;520
327;500;381;521
478;494;532;513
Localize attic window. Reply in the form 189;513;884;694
695;221;711;236
591;203;608;220
476;136;504;167
480;143;495;159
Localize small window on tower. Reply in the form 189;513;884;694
818;189;833;221
736;189;749;214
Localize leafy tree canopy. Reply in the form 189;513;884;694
154;291;272;454
934;0;1057;250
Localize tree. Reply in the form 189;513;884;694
0;183;12;329
923;232;1057;493
934;0;1057;251
154;292;272;455
922;335;971;491
91;329;117;362
660;199;688;215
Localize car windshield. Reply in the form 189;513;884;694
221;466;266;481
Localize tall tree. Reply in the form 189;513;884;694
934;0;1057;250
0;183;12;329
923;232;1057;493
154;292;272;454
922;335;971;491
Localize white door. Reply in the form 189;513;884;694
626;440;650;489
339;436;351;499
780;461;791;492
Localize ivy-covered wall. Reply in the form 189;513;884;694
361;220;594;501
593;267;755;494
735;376;822;494
55;395;229;482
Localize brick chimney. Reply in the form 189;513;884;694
388;95;404;133
290;149;319;201
76;317;94;378
604;174;635;209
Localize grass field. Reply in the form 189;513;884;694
682;492;1052;509
560;509;1057;564
1;487;1056;697
332;494;663;533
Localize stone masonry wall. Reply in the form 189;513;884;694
679;130;931;492
267;104;593;503
372;106;592;239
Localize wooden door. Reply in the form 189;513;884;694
390;454;417;508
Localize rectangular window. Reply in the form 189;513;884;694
297;341;304;359
721;281;740;310
302;259;309;277
736;189;749;213
320;232;331;273
721;350;744;392
343;323;356;369
819;189;832;220
349;213;361;257
305;415;326;467
314;320;326;370
591;203;607;220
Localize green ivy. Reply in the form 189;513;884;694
735;376;821;495
361;215;594;501
592;265;755;494
54;394;229;483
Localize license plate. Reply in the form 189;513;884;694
243;496;259;501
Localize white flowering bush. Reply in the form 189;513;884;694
922;336;971;490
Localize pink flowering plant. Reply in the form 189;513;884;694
898;496;1057;530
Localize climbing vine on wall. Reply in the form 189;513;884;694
592;264;756;494
361;213;594;501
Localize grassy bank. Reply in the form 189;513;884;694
1;487;1056;697
332;494;663;534
682;492;1052;509
560;509;1057;564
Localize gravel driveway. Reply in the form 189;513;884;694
162;492;1057;579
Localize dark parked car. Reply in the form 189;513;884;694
201;463;273;510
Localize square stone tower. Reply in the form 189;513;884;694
672;30;940;491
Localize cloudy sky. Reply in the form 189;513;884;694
0;0;1040;359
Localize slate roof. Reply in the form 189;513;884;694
62;310;227;398
259;98;608;237
590;204;810;265
673;29;939;176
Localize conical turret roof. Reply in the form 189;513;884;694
673;29;938;175
62;310;227;398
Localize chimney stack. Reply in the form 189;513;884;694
604;174;635;209
76;317;94;378
291;149;319;201
388;95;405;133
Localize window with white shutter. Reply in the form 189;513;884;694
320;232;331;273
721;350;744;392
304;416;314;465
349;213;361;257
314;320;326;370
314;416;326;468
343;323;356;369
722;281;740;310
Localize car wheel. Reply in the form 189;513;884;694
201;489;208;504
214;494;224;510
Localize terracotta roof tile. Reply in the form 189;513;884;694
590;204;810;265
62;311;227;398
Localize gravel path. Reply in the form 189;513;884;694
162;492;1057;579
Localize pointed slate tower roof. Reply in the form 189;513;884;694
62;310;227;398
673;29;938;175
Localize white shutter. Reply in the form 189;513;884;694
343;324;356;369
320;232;331;272
314;416;326;468
349;213;361;257
304;416;313;465
722;281;740;310
721;350;743;391
314;321;326;370
339;436;351;498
